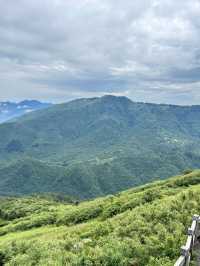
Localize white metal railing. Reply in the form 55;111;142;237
174;214;200;266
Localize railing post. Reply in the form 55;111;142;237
181;245;190;266
174;215;200;266
186;254;191;266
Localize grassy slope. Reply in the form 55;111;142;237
0;170;200;265
1;96;200;198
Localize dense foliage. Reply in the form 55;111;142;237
0;170;200;265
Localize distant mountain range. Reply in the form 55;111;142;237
0;95;200;198
0;100;52;123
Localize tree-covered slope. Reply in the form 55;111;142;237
0;170;200;265
0;158;137;198
0;95;200;197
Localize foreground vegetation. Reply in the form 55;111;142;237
0;170;200;265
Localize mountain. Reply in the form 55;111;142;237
0;170;200;265
0;95;200;198
0;100;52;123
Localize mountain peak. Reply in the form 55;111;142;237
19;100;42;105
100;95;132;102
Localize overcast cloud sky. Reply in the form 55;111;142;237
0;0;200;104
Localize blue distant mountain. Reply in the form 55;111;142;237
0;100;52;123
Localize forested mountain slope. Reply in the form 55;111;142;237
0;95;200;198
0;170;200;265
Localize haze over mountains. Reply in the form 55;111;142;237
0;95;200;198
0;100;52;123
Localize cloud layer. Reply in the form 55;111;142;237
0;0;200;104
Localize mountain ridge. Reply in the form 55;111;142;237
0;95;200;198
0;100;52;123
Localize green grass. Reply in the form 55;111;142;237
0;170;200;265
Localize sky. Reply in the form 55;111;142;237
0;0;200;105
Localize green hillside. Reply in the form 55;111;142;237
0;170;200;265
1;95;200;198
0;158;136;198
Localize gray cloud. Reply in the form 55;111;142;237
0;0;200;104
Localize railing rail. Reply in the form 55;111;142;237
174;214;200;266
